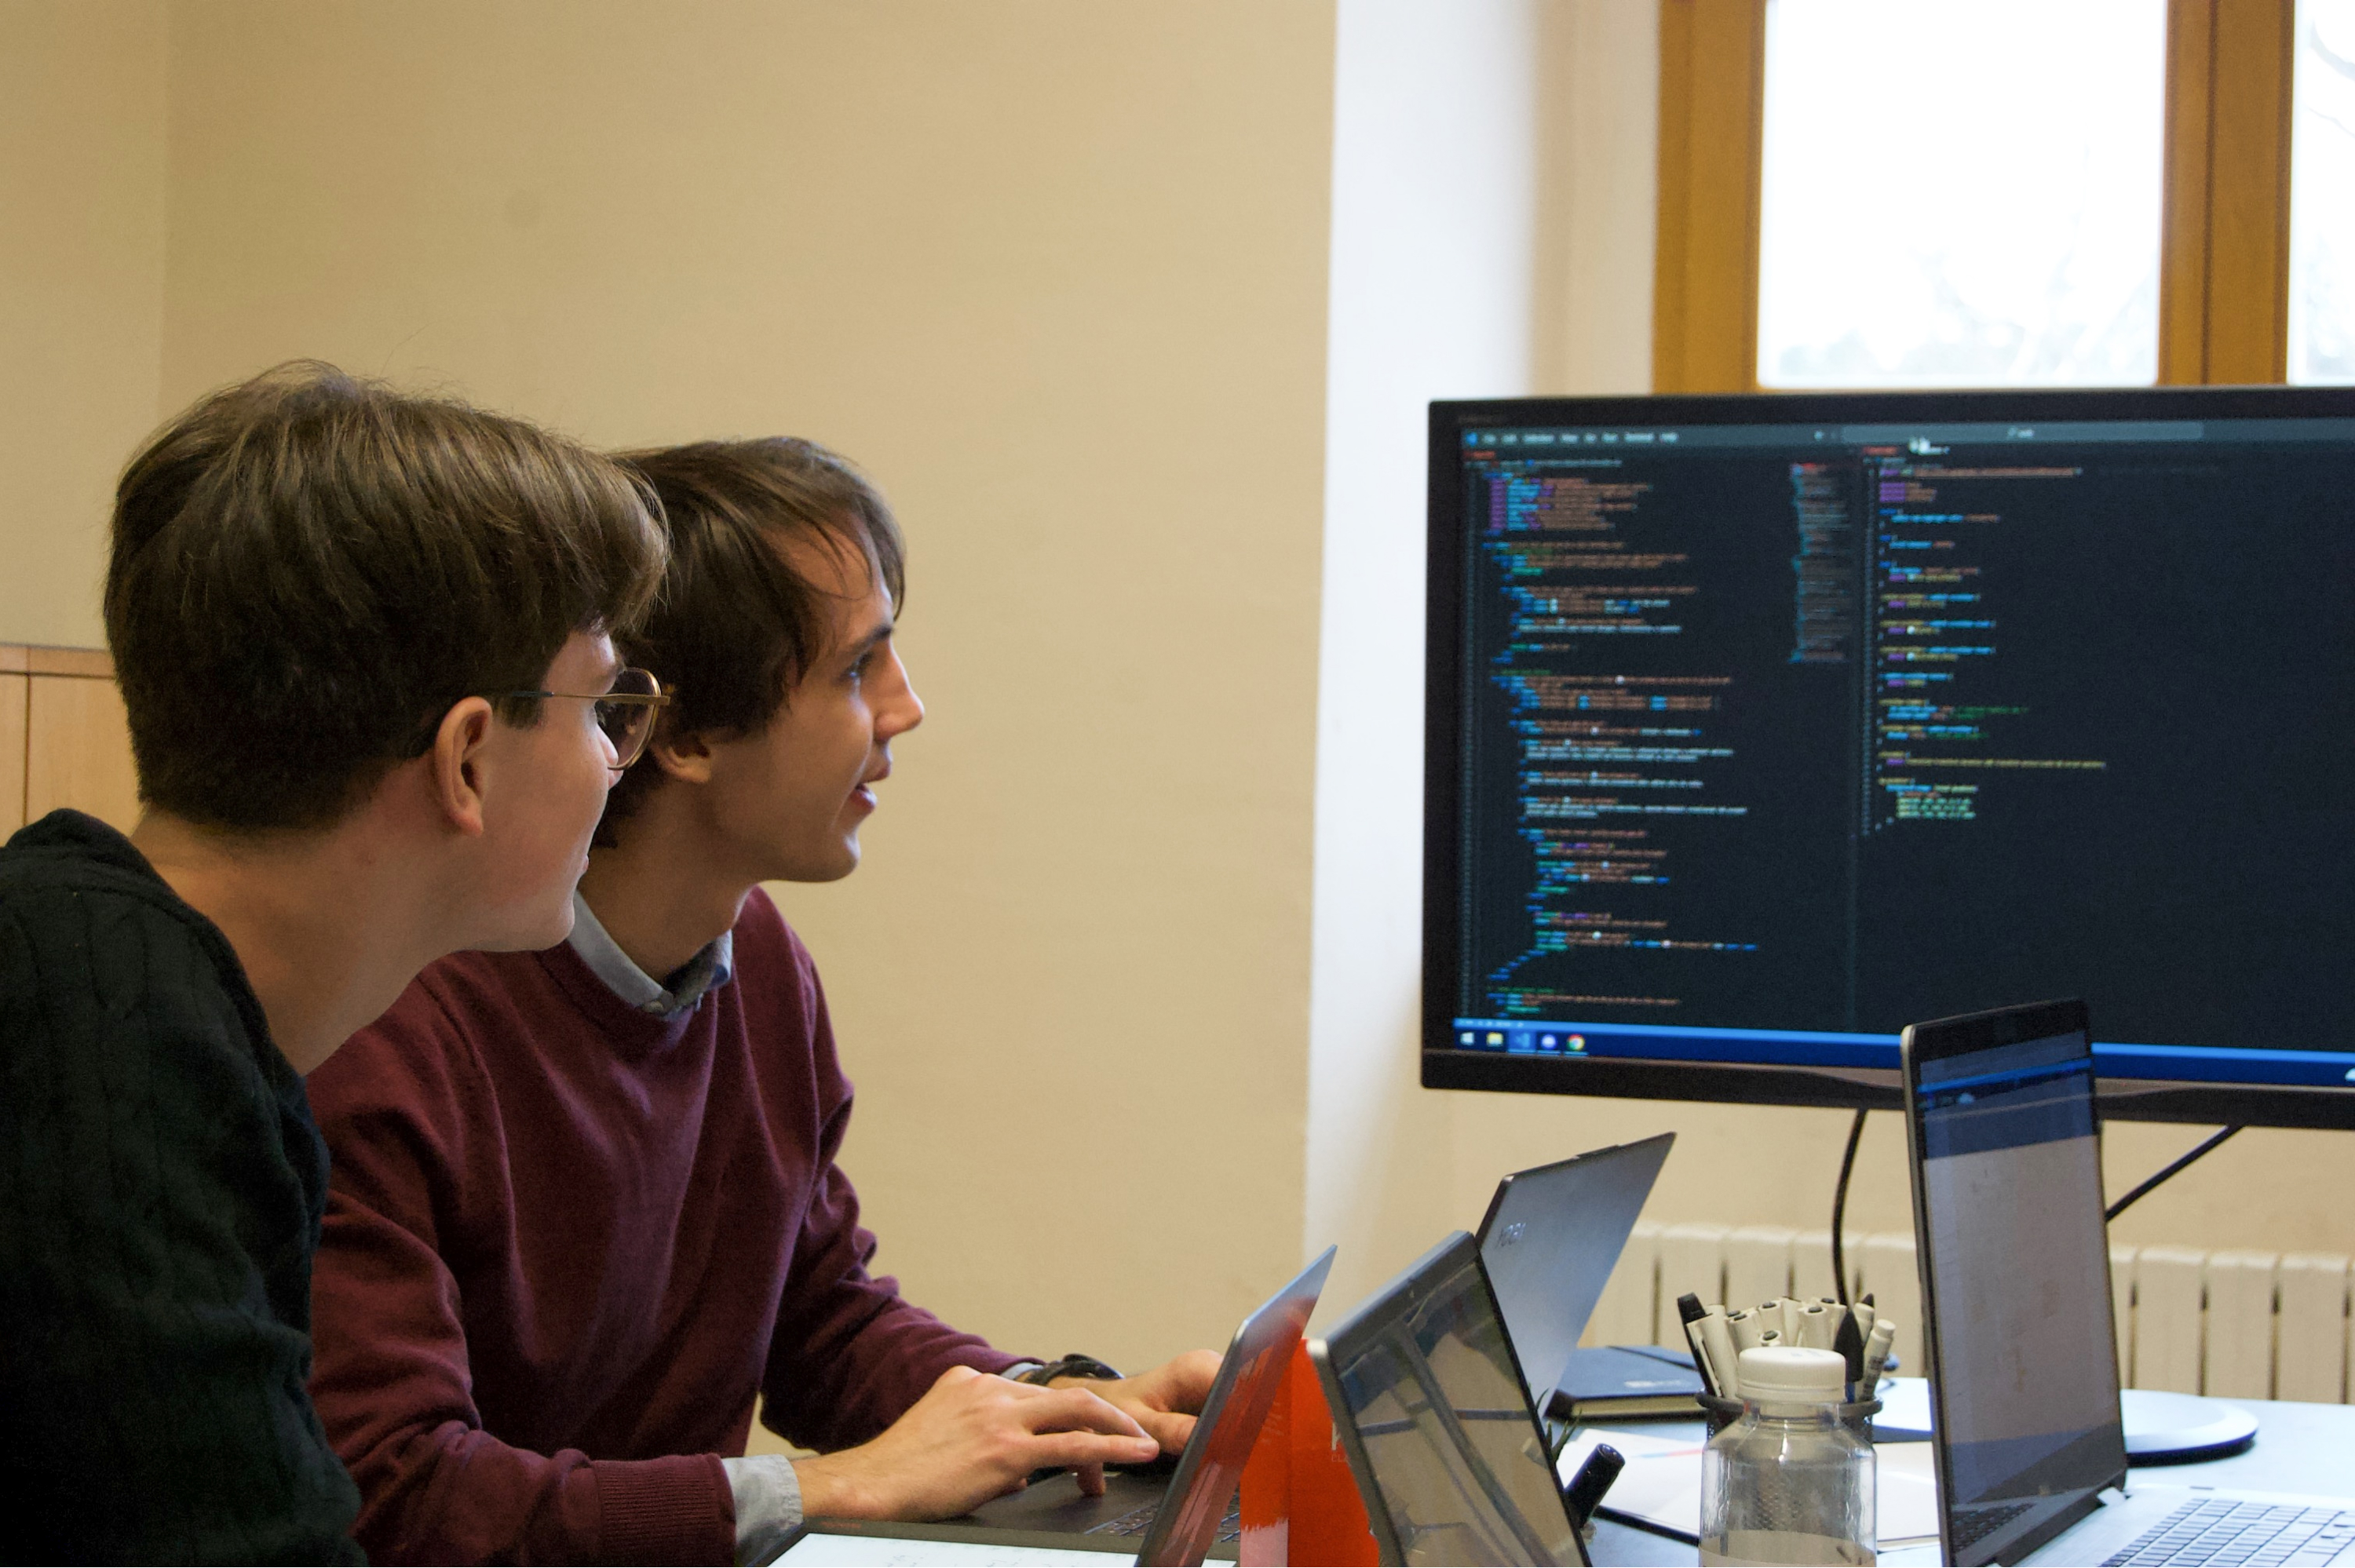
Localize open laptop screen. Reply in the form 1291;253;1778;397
1313;1233;1586;1566
1905;1003;2127;1565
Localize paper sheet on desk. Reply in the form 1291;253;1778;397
1558;1431;1941;1548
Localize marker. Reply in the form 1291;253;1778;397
1677;1293;1718;1397
1861;1318;1897;1391
1833;1309;1866;1397
1727;1307;1765;1355
1564;1444;1626;1533
1796;1301;1834;1350
1699;1311;1742;1402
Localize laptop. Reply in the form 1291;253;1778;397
1474;1132;1677;1420
1309;1231;1593;1566
772;1245;1335;1567
1900;1000;2355;1567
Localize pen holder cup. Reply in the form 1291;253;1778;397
1697;1394;1883;1442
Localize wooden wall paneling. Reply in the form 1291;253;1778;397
1;645;27;836
1652;0;1766;393
26;664;140;835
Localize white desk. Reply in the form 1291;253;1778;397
1585;1397;2355;1566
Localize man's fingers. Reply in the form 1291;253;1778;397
1018;1429;1163;1475
1134;1407;1196;1454
1073;1460;1108;1497
1018;1384;1152;1441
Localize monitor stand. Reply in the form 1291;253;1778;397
2120;1388;2258;1464
1868;1379;2258;1463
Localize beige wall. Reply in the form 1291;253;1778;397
0;0;166;649
152;0;1336;1368
0;0;2346;1393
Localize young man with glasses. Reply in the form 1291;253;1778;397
305;438;1208;1566
0;363;667;1563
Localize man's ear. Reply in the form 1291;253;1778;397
427;698;499;836
648;727;718;786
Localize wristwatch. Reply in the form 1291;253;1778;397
1011;1353;1124;1385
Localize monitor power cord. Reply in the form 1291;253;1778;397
2105;1125;2244;1223
1829;1108;1868;1305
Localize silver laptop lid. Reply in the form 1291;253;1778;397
1476;1132;1674;1408
1901;999;2127;1567
1132;1245;1334;1566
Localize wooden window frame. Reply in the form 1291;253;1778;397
1654;0;2295;393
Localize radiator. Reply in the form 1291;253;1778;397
1584;1223;2353;1404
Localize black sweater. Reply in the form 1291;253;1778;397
0;811;363;1563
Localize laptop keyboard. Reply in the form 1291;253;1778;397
1086;1496;1244;1545
2105;1500;2355;1566
1952;1501;2036;1554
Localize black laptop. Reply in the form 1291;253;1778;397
1309;1231;1593;1566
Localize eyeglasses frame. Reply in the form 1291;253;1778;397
495;667;672;770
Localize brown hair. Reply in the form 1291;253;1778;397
598;437;905;838
106;361;666;831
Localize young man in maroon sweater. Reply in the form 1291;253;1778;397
305;438;1218;1565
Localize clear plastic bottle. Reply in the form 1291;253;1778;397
1699;1346;1875;1566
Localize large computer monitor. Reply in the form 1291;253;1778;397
1423;386;2355;1128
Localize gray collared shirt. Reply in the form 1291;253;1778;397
565;891;735;1018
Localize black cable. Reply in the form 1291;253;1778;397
1829;1108;1868;1305
2105;1125;2243;1223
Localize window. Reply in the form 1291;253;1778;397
1754;1;2167;388
2289;0;2355;381
1658;0;2306;392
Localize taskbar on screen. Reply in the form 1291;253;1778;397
1447;1019;2355;1089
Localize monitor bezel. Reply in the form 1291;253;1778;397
1422;385;2355;1131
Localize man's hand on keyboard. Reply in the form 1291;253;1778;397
791;1366;1159;1521
1051;1350;1223;1456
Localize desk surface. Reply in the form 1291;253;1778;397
1585;1397;2355;1566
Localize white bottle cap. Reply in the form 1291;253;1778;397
1736;1346;1846;1411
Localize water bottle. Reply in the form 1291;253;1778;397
1699;1346;1875;1566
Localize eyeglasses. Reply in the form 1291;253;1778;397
502;666;671;770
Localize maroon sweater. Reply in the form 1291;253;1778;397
305;890;1018;1564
